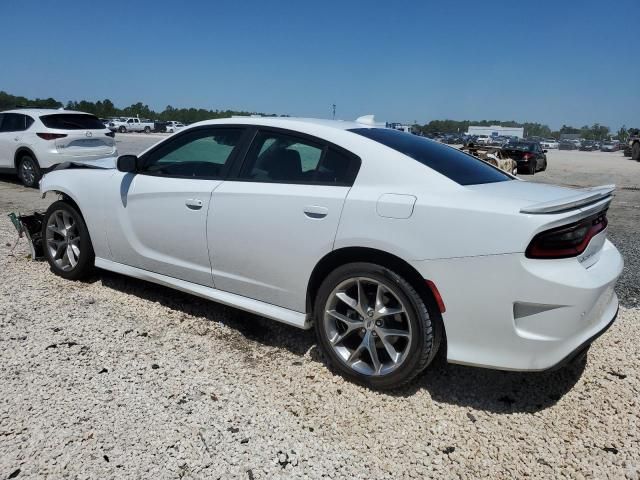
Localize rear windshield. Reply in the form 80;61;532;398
40;114;105;130
349;128;512;185
504;143;535;152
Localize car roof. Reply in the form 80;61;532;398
1;108;91;116
190;116;381;132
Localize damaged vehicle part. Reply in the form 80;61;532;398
8;211;45;259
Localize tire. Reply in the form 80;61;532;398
529;160;536;175
144;126;151;133
119;126;126;133
18;154;42;188
540;158;547;172
314;262;441;390
632;142;640;161
42;200;95;280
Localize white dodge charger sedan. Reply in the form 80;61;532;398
39;116;623;389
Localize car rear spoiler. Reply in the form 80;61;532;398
520;185;615;214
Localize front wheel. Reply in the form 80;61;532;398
314;262;441;390
43;201;95;280
119;126;126;133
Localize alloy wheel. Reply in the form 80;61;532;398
323;277;413;376
20;159;36;186
45;210;81;271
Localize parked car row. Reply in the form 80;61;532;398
98;117;188;134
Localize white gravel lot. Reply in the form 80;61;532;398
0;143;639;479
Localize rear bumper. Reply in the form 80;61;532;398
410;239;623;371
547;304;618;371
38;150;118;169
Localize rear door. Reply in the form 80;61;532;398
106;126;248;286
0;113;32;168
209;128;360;312
0;113;12;167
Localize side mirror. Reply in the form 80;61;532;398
117;155;138;173
543;150;548;153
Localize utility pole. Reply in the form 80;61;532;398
332;104;336;120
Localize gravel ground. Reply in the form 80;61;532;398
1;143;639;478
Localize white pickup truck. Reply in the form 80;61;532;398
108;117;154;133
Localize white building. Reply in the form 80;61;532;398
466;125;524;139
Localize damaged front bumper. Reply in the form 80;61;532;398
8;212;45;260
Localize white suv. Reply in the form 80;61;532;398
0;109;117;187
165;121;185;133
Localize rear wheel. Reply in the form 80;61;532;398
529;160;536;175
144;126;151;133
43;201;95;280
18;154;41;188
632;142;640;161
314;262;440;390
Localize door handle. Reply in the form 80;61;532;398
185;198;203;210
303;205;328;219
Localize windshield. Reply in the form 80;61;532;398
349;128;512;186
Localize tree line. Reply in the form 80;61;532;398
1;91;633;140
0;91;277;125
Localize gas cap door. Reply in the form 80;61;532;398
376;194;417;219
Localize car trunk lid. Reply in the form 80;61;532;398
54;130;115;157
467;180;614;266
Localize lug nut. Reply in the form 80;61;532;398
375;320;383;327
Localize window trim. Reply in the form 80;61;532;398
137;125;250;180
229;126;361;187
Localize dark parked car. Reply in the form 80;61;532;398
579;141;597;151
502;142;548;175
559;140;577;150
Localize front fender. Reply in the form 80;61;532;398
40;169;115;259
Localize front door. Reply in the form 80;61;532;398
209;128;360;312
106;126;247;286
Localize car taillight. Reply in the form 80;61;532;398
523;153;533;160
526;211;608;259
105;131;115;138
37;133;67;140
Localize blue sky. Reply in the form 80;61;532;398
1;0;638;130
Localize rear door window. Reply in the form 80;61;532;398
238;130;360;185
0;113;31;132
40;114;105;130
